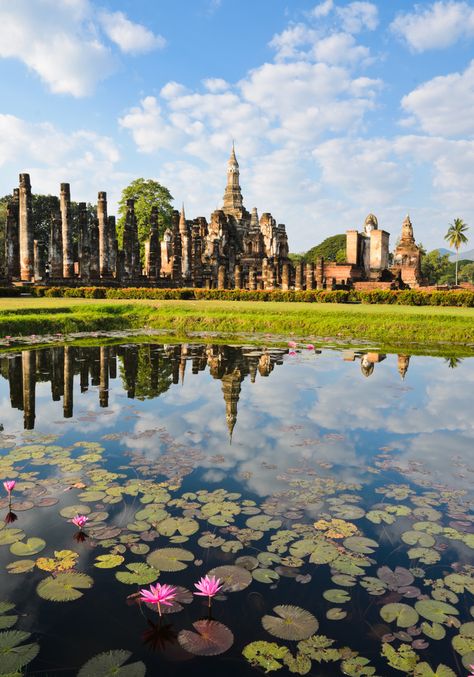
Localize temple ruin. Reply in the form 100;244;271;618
2;146;423;289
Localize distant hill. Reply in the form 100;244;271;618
436;247;453;256
448;248;474;262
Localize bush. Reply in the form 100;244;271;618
0;287;22;297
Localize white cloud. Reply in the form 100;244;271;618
0;0;165;96
99;10;166;54
311;0;334;19
401;60;474;136
391;1;474;52
337;2;379;33
313;32;372;65
269;23;318;62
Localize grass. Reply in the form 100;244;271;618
0;297;474;355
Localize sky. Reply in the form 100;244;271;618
0;0;473;253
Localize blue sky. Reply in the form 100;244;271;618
0;0;473;252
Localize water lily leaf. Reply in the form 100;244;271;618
157;517;199;537
452;622;474;656
377;566;414;589
37;572;93;602
77;649;146;677
246;515;282;531
197;534;225;548
421;622;445;640
407;547;440;565
208;565;252;591
253;568;280;584
380;603;419;628
94;554;124;569
147;547;194;572
178;620;233;656
10;538;46;557
381;643;419;672
332;505;365;520
344;536;378;554
414;663;456;677
115;563;159;585
6;559;35;574
0;530;24;546
257;552;281;567
235;555;259;571
326;608;347;621
0;630;39;673
323;589;350;604
262;606;318;641
331;554;369;576
401;531;435;547
59;505;91;518
243;641;289;673
36;550;79;573
332;574;357;587
341;656;376;676
220;540;243;553
78;490;107;502
297;634;340;662
283;651;312;674
415;600;459;624
0;603;15;614
366;510;395;525
444;573;474;595
0;615;17;630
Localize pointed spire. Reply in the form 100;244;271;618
229;141;238;168
179;203;187;235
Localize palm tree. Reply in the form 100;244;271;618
444;218;469;285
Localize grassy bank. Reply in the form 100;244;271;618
0;298;474;354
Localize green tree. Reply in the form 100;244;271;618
444;218;469;285
117;179;174;262
305;234;346;263
458;261;474;283
420;249;452;284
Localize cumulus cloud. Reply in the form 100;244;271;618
0;0;164;96
311;0;335;19
391;1;474;52
401;60;474;137
99;10;166;54
336;1;379;33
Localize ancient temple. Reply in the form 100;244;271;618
2;147;422;289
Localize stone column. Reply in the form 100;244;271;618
79;348;89;393
248;266;257;290
262;258;268;289
267;263;276;290
33;240;44;281
108;216;117;278
171;210;182;285
123;199;134;279
315;257;324;289
305;262;315;290
89;217;100;279
5;189;20;280
60;183;74;278
295;262;303;291
191;225;203;288
218;264;226;290
22;350;36;430
49;203;63;279
8;354;23;410
99;346;109;408
98;191;109;278
234;264;242;289
78;202;90;282
63;346;74;419
147;206;161;281
281;263;290;291
19;173;34;281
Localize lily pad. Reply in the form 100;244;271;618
380;603;419;628
208;565;252;591
147;547;194;572
243;641;289;673
115;563;159;585
0;630;39;673
10;538;46;557
253;568;280;584
94;554;124;569
262;606;318;640
178;620;233;656
77;649;146;677
37;572;93;601
415;600;459;624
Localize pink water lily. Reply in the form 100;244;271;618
468;665;474;677
194;575;223;607
306;344;315;350
288;350;296;356
3;481;16;494
71;514;88;529
139;583;177;616
288;341;297;348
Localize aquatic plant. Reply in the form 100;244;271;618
139;583;177;617
193;575;223;607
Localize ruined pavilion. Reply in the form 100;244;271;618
3;146;422;289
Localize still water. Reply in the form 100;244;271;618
0;342;472;676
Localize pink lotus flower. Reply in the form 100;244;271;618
3;481;15;494
194;575;223;606
139;583;177;616
71;514;88;529
288;341;297;348
468;665;474;677
288;350;296;356
306;344;315;350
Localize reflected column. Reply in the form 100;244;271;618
9;355;23;411
63;346;74;419
99;346;109;408
22;350;36;430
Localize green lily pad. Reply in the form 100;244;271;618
6;560;35;574
208;565;252;591
414;663;456;677
77;649;146;676
147;547;194;572
243;641;289;673
380;603;419;628
326;608;347;621
0;630;39;673
0;530;25;546
252;568;280;584
246;515;282;531
343;536;379;554
115;563;159;585
157;517;199;537
341;656;376;676
94;554;124;569
323;589;350;604
10;538;46;557
262;606;318;640
402;531;436;547
415;599;459;624
37;572;93;602
452;622;474;656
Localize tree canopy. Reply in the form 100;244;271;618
444;218;469;285
302;234;346;263
117;179;174;261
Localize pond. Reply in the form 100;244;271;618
0;341;473;676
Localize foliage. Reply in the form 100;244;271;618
459;261;474;283
304;234;346;263
421;249;453;284
445;218;469;285
116;178;174;261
